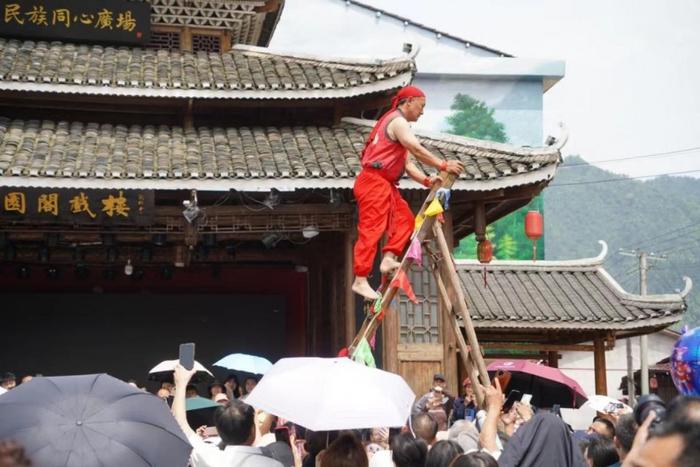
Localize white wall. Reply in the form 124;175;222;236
558;331;676;429
558;331;676;399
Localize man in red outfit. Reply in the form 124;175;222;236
352;86;464;299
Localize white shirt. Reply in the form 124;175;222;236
369;449;394;467
187;434;283;467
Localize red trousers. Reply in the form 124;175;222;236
353;170;414;277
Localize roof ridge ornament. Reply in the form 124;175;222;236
545;121;569;151
679;276;693;299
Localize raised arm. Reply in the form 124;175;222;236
479;379;504;455
390;117;464;175
172;364;197;438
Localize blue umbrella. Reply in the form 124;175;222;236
0;374;191;467
214;353;273;375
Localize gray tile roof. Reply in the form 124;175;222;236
0;39;414;99
454;242;690;331
0;116;560;192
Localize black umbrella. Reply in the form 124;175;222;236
0;374;192;467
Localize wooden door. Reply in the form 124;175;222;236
383;267;457;397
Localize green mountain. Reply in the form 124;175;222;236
544;155;700;327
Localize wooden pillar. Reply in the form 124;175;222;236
594;338;607;395
328;257;338;353
547;351;559;368
181;26;192;52
382;300;399;373
344;231;356;346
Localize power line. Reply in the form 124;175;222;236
634;222;700;249
559;145;700;169
549;168;700;187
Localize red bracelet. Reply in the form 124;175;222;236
423;176;432;188
439;160;448;171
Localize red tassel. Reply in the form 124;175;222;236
390;269;419;303
337;347;349;357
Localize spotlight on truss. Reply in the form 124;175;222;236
182;190;201;223
261;233;282;249
262;188;280;210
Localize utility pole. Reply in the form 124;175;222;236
619;249;666;398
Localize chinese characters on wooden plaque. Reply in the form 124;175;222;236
2;0;150;45
0;188;154;225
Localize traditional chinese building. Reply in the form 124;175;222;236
0;0;564;390
453;242;690;397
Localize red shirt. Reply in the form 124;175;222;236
361;110;408;183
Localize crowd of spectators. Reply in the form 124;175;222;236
1;367;699;467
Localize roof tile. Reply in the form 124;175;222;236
0;117;559;184
0;39;414;98
448;260;686;331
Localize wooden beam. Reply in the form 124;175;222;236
431;257;485;406
441;213;459;398
594;338;608;395
433;221;491;390
481;342;596;352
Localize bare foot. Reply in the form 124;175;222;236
352;277;380;300
380;254;401;275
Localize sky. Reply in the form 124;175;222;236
272;0;700;179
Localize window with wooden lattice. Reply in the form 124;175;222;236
147;30;182;51
192;34;222;53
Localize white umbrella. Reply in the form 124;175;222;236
214;353;273;375
245;357;415;430
148;359;213;382
584;395;632;414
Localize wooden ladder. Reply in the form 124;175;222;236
348;173;492;406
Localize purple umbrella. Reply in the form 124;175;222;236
488;360;588;408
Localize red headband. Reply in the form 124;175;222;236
361;85;426;161
391;85;425;109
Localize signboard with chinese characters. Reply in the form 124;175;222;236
1;0;150;45
0;188;154;225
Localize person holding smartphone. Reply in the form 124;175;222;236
449;378;478;426
172;364;283;467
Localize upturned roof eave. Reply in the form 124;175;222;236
0;72;413;100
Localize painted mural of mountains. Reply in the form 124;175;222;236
544;155;700;327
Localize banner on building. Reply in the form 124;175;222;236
0;188;154;225
1;0;151;45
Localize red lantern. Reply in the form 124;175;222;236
524;211;543;261
477;239;493;287
477;239;493;264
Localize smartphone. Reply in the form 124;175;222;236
203;426;218;437
521;393;533;405
502;389;522;412
274;426;291;446
179;342;195;370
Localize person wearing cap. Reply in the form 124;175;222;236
351;85;465;300
412;373;454;419
449;377;478;426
